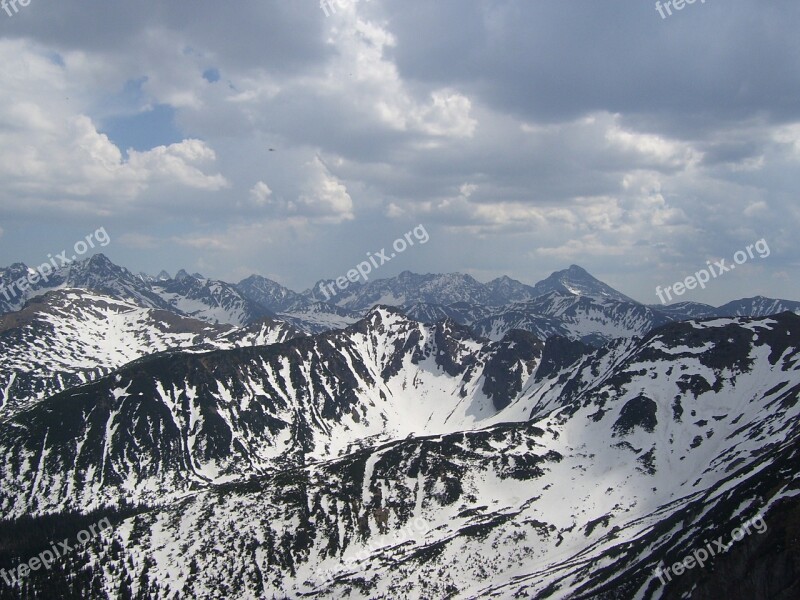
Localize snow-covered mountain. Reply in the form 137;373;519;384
0;289;301;417
278;301;362;334
484;274;539;303
303;266;633;310
236;275;361;333
1;250;799;599
470;292;674;345
0;254;175;314
0;255;282;327
716;295;800;317
0;262;42;314
304;271;502;309
2;311;798;599
403;301;497;325
149;270;275;326
411;292;800;348
289;266;677;345
652;300;719;319
529;264;636;303
0;307;561;516
405;292;681;347
236;274;309;312
3;255;798;342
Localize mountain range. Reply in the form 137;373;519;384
2;254;798;340
0;253;798;599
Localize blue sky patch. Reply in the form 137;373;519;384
101;103;184;155
203;68;221;83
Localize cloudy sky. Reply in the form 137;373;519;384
0;0;798;305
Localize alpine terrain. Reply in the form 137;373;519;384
0;257;798;600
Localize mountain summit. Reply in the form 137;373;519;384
529;264;635;303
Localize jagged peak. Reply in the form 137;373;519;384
566;264;589;274
4;262;29;271
85;252;113;265
174;269;194;282
365;304;409;320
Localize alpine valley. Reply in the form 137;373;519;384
0;255;798;599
